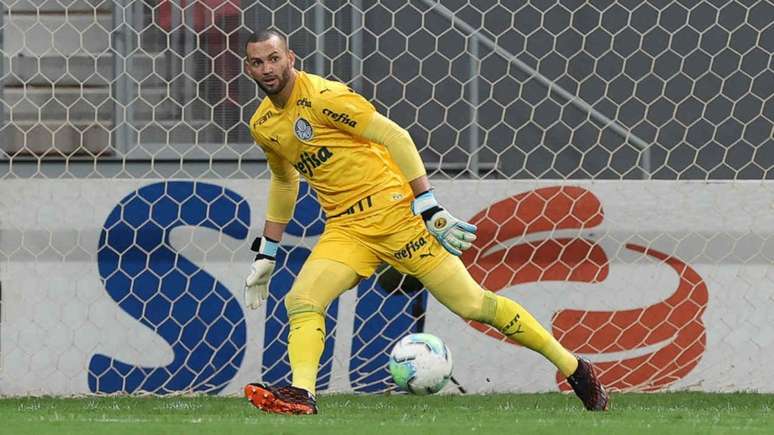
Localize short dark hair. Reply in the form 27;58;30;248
245;29;288;54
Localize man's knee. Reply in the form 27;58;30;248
282;258;360;317
448;290;498;324
284;290;325;317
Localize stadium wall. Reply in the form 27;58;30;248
1;179;772;395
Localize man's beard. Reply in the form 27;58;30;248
256;68;290;96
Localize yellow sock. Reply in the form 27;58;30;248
287;311;326;395
493;295;578;377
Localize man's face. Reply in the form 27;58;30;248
244;36;295;96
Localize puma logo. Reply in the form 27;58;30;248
501;314;524;336
319;89;330;94
419;250;434;258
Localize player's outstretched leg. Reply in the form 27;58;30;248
244;383;317;415
567;357;609;411
419;256;609;411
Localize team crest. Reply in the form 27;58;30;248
294;117;314;141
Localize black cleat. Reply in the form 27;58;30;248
244;383;318;415
567;357;609;411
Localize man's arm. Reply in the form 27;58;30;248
311;87;475;254
361;112;427;184
244;147;299;309
408;176;432;198
263;149;300;241
361;112;477;256
262;220;287;242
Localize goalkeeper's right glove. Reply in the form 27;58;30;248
244;237;278;310
411;190;477;256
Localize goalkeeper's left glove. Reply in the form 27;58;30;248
244;236;278;310
411;190;477;256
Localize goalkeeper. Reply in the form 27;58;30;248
242;30;608;415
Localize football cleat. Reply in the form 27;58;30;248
567;357;609;411
244;383;318;415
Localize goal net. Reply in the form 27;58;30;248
0;0;772;395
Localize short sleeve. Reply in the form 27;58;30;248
313;86;376;137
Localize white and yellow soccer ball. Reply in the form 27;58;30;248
388;333;453;395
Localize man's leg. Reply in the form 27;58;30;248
418;255;608;410
418;255;578;375
284;258;361;394
246;258;361;414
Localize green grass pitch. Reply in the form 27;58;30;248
1;392;772;435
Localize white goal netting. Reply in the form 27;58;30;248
0;0;772;396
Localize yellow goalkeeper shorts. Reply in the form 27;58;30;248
307;199;450;278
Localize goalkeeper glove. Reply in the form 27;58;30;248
411;190;477;256
244;236;278;310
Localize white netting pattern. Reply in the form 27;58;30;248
0;0;771;179
0;1;772;396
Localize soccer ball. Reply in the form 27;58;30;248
388;333;453;395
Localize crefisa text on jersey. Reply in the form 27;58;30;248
393;236;428;260
294;147;335;177
322;108;358;127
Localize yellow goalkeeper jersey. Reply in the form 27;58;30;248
249;71;412;222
